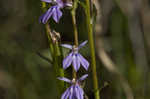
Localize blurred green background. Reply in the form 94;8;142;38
0;0;150;99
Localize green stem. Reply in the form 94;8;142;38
53;42;64;91
71;0;78;79
85;0;100;99
45;24;54;54
41;2;64;95
46;23;64;96
71;12;78;46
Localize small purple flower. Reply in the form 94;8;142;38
40;0;72;23
62;41;89;71
58;74;88;99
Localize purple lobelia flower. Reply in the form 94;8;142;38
61;41;89;71
40;0;72;23
58;74;88;99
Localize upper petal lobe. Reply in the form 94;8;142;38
78;74;88;81
41;0;52;3
78;40;88;49
61;44;72;49
57;77;71;83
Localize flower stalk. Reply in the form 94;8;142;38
40;0;95;98
84;0;100;98
41;2;64;95
71;0;79;79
